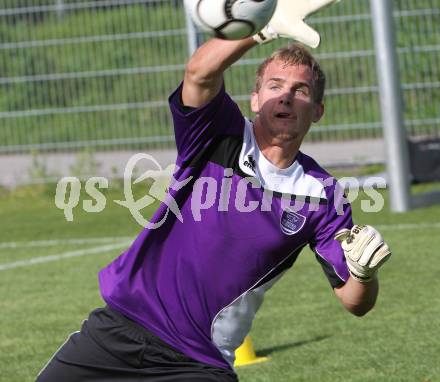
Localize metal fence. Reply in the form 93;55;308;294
0;0;439;154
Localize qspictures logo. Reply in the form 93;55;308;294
55;153;192;229
55;153;386;229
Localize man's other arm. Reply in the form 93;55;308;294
334;277;378;317
333;225;391;316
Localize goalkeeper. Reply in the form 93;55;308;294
37;1;392;381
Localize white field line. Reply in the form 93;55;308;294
376;222;440;230
0;236;132;249
0;241;130;271
0;222;439;250
0;222;439;272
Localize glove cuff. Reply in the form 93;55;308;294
252;25;277;44
349;270;377;283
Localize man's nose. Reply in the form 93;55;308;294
279;92;293;105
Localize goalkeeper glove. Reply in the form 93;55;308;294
253;0;340;48
335;225;391;283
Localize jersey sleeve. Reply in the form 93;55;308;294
168;82;245;165
310;181;353;288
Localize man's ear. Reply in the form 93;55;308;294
312;103;324;123
251;91;259;114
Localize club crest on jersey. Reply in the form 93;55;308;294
280;209;306;235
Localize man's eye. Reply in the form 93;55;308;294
295;88;311;97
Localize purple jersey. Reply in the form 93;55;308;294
99;83;352;370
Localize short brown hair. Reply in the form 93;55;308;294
254;44;326;104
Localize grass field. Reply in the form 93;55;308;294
0;182;439;382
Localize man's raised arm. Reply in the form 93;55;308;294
182;37;257;108
181;0;342;108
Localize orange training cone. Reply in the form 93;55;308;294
234;336;269;367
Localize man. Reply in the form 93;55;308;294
37;1;391;381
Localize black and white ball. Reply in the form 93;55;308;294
185;0;277;40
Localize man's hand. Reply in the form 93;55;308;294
253;0;340;48
335;225;391;283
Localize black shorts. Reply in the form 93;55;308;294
36;306;238;382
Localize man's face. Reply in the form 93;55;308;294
251;60;324;143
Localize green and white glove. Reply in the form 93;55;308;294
253;0;340;48
335;225;391;283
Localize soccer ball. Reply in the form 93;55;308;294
184;0;277;40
